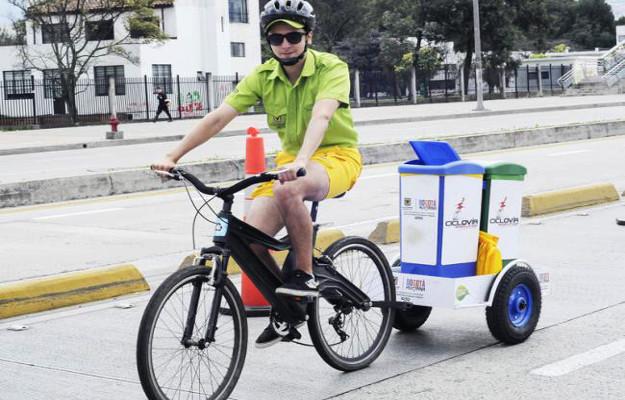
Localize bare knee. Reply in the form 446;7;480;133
273;183;303;209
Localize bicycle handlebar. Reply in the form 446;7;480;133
162;167;306;198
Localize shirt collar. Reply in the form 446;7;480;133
267;49;316;84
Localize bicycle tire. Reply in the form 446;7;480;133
137;265;247;400
308;236;395;371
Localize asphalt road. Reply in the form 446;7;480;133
1;137;625;399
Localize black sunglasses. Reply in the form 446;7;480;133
267;31;305;46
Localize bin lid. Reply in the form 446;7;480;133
399;160;485;175
409;140;461;165
484;162;527;178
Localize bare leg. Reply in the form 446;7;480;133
245;196;285;277
272;161;329;275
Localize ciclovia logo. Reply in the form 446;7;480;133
445;197;478;228
490;196;519;226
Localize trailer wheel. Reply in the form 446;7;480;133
391;258;432;332
486;266;541;344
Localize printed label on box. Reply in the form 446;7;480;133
487;180;523;259
401;174;439;265
441;175;482;265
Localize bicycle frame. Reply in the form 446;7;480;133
177;178;372;347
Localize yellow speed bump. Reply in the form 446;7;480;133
522;183;620;217
0;264;149;319
179;228;346;274
368;219;400;244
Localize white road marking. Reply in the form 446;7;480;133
547;150;589;157
32;208;125;220
531;338;625;377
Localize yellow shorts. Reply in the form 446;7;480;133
252;146;363;199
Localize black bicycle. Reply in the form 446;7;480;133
136;168;396;400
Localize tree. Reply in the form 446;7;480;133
0;20;26;46
428;0;547;93
568;0;615;49
311;0;374;53
9;0;168;123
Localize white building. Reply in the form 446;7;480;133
0;0;262;120
617;25;625;43
1;0;260;79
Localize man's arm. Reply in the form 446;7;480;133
152;103;239;171
279;98;340;181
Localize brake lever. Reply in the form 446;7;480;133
153;169;182;182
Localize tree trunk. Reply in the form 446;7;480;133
463;47;473;95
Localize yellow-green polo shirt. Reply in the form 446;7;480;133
224;49;358;155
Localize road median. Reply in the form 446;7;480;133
0;264;149;320
3;119;625;209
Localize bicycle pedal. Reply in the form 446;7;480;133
282;327;302;342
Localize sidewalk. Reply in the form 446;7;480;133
2;94;625;155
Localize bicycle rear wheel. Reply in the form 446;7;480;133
308;236;395;371
137;266;247;400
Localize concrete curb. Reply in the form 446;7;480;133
522;183;620;216
178;228;346;275
4;118;625;209
3;101;625;156
368;183;622;244
0;264;149;320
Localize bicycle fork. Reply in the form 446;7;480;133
181;253;229;349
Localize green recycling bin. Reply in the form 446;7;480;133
480;162;527;264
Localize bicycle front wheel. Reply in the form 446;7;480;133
308;236;395;371
136;266;247;400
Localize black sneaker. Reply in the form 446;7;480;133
254;317;303;349
275;269;319;298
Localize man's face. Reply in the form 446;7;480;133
267;22;312;60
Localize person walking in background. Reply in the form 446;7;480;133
154;87;172;122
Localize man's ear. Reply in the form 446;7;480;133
306;32;313;45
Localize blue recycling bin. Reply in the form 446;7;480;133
400;141;485;278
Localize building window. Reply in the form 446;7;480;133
152;64;172;93
231;42;245;57
86;20;114;41
43;69;64;98
229;0;248;23
541;71;550;80
94;65;126;96
42;23;70;44
3;70;34;100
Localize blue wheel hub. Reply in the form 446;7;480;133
507;283;533;327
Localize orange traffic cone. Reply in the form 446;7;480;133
242;127;272;317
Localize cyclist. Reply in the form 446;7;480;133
152;0;362;348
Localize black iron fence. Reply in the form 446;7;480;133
350;64;574;106
0;64;575;129
0;74;242;129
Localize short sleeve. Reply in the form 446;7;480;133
224;72;261;113
315;62;350;106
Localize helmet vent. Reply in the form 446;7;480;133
274;1;280;10
286;0;292;8
297;2;303;10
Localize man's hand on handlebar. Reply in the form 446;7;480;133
277;160;307;184
151;156;177;173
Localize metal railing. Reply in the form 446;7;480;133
557;62;599;89
603;58;625;87
0;74;243;129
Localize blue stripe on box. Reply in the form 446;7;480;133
399;175;403;265
436;176;444;266
400;262;477;278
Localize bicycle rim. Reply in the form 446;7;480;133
310;237;394;370
142;269;246;400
